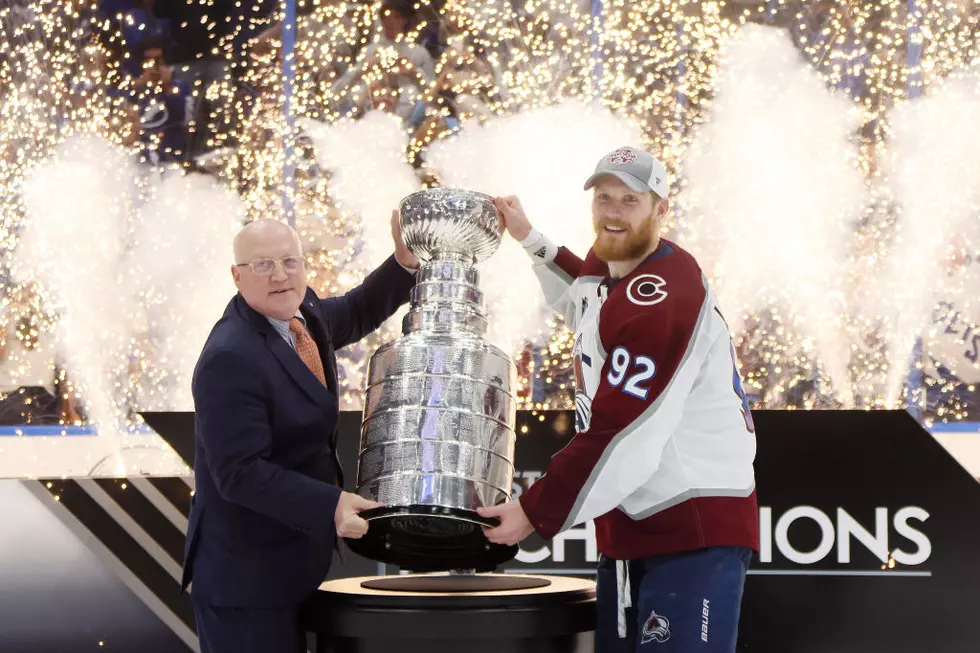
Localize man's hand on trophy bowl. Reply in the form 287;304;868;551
477;500;535;546
492;196;533;241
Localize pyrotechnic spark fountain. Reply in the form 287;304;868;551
2;0;980;477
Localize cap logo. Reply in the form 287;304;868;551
607;147;637;165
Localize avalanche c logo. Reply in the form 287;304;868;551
626;274;668;306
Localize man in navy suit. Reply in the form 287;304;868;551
183;214;419;652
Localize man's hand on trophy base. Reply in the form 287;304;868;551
477;500;535;546
391;209;421;270
336;492;383;539
492;196;532;241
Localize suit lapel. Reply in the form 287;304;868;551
265;334;334;405
299;296;343;484
234;293;334;406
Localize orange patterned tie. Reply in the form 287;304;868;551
289;317;327;388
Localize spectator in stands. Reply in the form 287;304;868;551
250;0;316;58
120;0;173;78
124;38;192;164
330;0;435;125
408;33;500;165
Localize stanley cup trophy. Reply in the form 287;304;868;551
345;188;520;572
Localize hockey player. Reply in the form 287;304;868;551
477;146;759;652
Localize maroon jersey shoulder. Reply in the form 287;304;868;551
597;240;706;345
580;247;609;278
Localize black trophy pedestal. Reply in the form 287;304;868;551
301;573;596;653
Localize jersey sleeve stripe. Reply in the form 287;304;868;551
552;247;583;280
625;484;757;520
543;259;576;287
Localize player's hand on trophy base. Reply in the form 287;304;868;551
477;500;535;546
391;209;421;270
335;492;383;539
492;196;532;241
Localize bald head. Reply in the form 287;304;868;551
233;219;302;264
231;219;308;320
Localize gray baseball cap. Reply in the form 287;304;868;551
583;146;669;198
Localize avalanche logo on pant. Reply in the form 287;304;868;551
640;609;671;644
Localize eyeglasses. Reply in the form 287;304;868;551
236;256;304;276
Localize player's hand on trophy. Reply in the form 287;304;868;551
492;196;533;241
477;500;535;546
335;492;383;539
391;209;421;270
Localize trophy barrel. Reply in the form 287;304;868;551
346;189;519;572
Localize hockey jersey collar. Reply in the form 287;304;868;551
604;239;675;289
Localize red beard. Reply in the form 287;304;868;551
593;215;656;262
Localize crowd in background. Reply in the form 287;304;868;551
0;0;978;424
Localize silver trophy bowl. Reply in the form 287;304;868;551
346;188;519;572
398;188;502;264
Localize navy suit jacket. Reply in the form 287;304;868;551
182;255;414;606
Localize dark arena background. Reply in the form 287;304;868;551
2;0;980;651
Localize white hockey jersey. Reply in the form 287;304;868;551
517;231;758;559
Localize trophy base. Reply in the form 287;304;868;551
344;505;518;572
359;573;551;593
302;574;596;653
